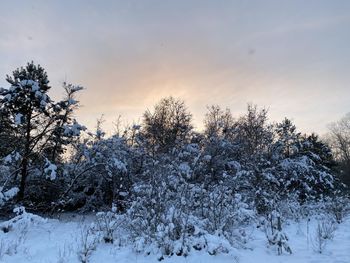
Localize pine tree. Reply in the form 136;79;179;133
0;62;84;202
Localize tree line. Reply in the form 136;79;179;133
0;62;348;215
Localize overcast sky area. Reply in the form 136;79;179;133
1;0;349;135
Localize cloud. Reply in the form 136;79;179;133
1;0;350;135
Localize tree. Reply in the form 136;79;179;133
204;105;235;139
0;107;18;159
232;104;274;161
272;126;335;203
327;113;350;186
0;62;84;201
274;118;301;159
142;97;193;154
43;82;84;164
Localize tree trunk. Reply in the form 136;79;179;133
18;112;31;201
18;157;28;201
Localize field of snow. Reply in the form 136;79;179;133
0;212;349;263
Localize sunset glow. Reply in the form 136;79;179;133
1;0;349;134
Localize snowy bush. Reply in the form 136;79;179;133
263;210;292;255
324;196;349;223
61;133;133;211
124;153;253;260
0;186;19;207
311;222;332;254
93;205;126;244
0;206;47;233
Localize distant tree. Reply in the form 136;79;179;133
271;123;335;204
301;133;335;170
204;105;235;139
142;97;193;154
327;113;350;186
291;133;335;200
324;113;350;187
273;118;301;159
328;113;350;161
233;104;274;161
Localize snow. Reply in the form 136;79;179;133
44;159;57;180
0;214;349;263
19;80;39;91
113;158;127;172
3;187;19;200
63;121;86;137
203;155;212;161
3;155;12;164
14;113;23;125
34;90;42;98
70;86;84;92
68;98;78;105
40;99;47;107
3;152;21;164
119;191;128;197
179;162;191;177
0;187;19;206
4;94;12;101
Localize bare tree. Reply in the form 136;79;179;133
233;104;274;158
142;97;193;154
327;113;350;186
204;105;235;139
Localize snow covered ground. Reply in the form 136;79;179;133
0;213;349;263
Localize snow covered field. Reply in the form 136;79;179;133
1;212;349;263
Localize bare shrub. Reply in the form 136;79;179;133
77;226;98;263
311;218;337;254
325;196;349;224
94;207;125;244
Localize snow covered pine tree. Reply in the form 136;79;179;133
0;62;84;207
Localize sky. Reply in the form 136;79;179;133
0;0;349;135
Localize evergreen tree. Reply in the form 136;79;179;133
0;62;84;201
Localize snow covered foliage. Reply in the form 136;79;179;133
44;159;57;180
3;152;21;165
59;131;132;211
0;62;84;206
0;187;19;207
0;207;47;234
263;210;292;255
311;216;337;254
121;137;255;259
94;205;122;244
0;153;21;208
76;225;98;263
